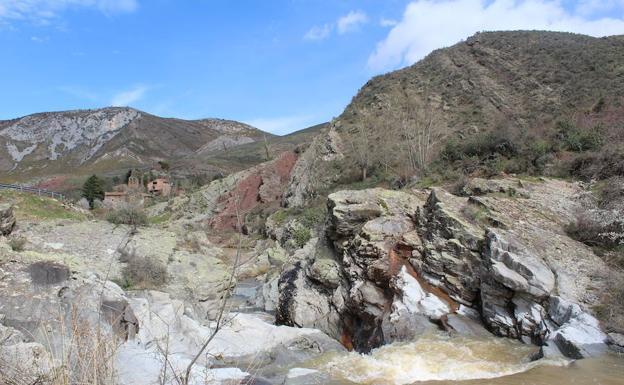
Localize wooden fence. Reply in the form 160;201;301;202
0;183;66;201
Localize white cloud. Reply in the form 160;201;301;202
245;115;316;135
368;0;624;72
304;23;332;41
0;0;138;23
111;85;147;107
337;10;369;34
304;9;369;41
380;18;398;27
30;35;48;43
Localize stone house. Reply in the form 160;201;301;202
147;178;171;196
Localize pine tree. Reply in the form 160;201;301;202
82;175;105;209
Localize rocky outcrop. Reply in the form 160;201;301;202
174;151;298;231
0;204;15;236
283;125;344;208
276;178;615;359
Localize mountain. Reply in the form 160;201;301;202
283;31;624;206
172;122;328;177
0;107;270;181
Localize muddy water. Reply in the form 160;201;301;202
303;332;624;385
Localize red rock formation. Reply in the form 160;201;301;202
209;151;298;231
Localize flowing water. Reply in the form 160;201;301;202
301;331;624;385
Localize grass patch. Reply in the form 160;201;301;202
148;212;172;225
0;191;86;221
270;209;292;225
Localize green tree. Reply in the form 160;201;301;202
82;175;105;209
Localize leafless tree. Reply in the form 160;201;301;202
263;134;271;161
349;107;380;181
399;84;441;173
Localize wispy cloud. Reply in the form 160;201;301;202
304;9;369;41
0;0;138;24
380;18;398;27
245;114;316;135
304;23;332;41
30;35;49;43
111;85;147;107
337;10;368;34
368;0;624;72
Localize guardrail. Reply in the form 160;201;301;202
0;183;66;201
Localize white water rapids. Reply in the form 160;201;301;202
300;331;624;385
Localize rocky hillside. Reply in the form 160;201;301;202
284;31;624;206
0;107;269;181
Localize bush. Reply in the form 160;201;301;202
299;206;326;228
106;206;148;227
292;227;311;248
565;213;624;249
8;237;26;252
596;177;624;208
556;121;604;152
119;251;168;289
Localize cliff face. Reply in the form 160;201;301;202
276;177;620;358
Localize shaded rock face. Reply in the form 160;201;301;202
0;204;15;236
275;179;613;358
28;261;70;286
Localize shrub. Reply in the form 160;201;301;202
556;121;604;152
292;227;311;248
299;206;326;228
8;237;26;252
120;251;168;289
106;206;148;227
565;213;624;249
596;177;624;208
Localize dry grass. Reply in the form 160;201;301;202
0;306;122;385
119;248;168;289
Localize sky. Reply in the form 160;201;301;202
1;0;624;134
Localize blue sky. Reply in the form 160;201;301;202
1;0;624;134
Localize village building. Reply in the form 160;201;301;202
147;178;172;196
103;170;148;208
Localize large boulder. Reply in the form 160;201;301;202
117;290;345;385
0;204;15;236
275;178;615;359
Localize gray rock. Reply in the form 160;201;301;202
282;368;328;385
0;204;16;236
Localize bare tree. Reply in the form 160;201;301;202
263;134;271;161
349;108;379;181
399;84;441;173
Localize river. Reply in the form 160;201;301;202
300;331;624;385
